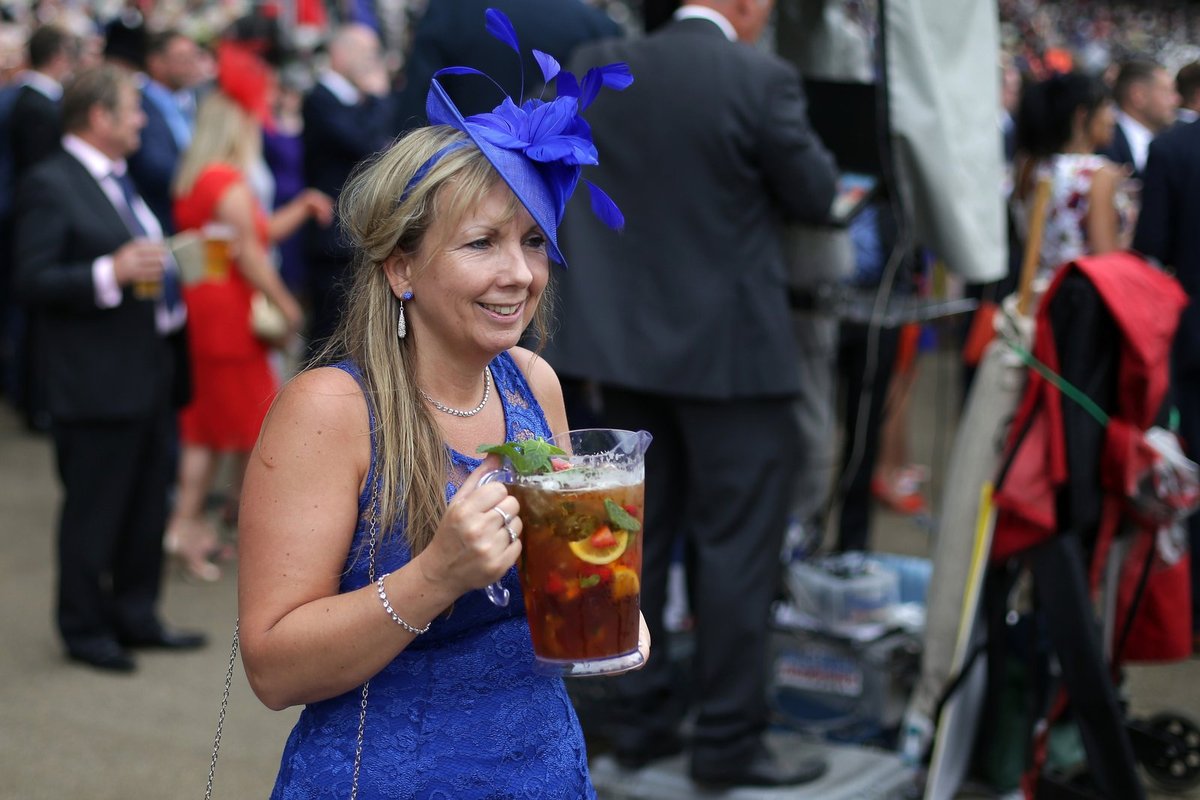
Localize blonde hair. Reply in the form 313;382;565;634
172;90;261;197
315;125;552;556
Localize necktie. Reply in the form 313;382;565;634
111;171;181;313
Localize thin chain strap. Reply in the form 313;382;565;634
204;473;382;799
352;472;383;800
203;619;239;800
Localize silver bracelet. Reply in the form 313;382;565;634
375;573;431;636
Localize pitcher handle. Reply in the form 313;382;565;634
478;468;515;607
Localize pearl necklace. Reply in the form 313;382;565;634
420;368;492;417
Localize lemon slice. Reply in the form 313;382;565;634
568;529;629;565
611;566;640;599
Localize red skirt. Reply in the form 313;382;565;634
178;356;277;451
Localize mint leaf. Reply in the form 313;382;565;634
579;574;601;589
477;437;566;476
604;498;641;532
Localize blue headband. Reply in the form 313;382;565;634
404;8;632;266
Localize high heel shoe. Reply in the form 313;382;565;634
871;464;929;515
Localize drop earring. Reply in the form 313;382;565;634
397;291;413;340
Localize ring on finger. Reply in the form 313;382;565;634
504;522;518;543
492;506;513;526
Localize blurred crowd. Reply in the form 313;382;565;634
1000;0;1200;78
0;0;636;661
4;0;1195;601
2;3;1198;794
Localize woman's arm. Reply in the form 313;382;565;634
1086;163;1124;255
267;188;333;244
239;367;520;709
215;182;304;333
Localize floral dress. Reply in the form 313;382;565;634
1034;153;1137;279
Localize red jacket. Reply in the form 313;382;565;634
991;251;1192;661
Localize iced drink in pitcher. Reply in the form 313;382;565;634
478;429;651;676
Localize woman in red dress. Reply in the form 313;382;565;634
167;44;332;581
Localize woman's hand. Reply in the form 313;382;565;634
279;293;305;337
636;612;651;667
301;189;334;227
413;457;522;598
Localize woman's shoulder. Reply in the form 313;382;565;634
1055;151;1114;174
267;366;371;441
195;161;244;189
502;347;567;437
179;162;247;222
502;347;561;396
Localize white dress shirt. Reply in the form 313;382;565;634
674;5;738;42
318;68;362;106
1115;110;1154;174
19;69;62;101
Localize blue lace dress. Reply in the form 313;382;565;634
270;351;596;800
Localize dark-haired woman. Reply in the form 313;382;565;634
1013;71;1137;279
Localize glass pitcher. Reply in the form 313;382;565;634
481;428;652;677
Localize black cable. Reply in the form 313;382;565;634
834;0;915;505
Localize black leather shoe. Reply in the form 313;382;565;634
614;732;685;769
119;626;207;650
67;640;137;673
690;746;828;788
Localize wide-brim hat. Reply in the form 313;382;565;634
425;78;568;266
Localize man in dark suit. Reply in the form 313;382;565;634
1100;59;1178;178
301;23;397;358
1174;61;1200;125
394;0;621;129
4;24;76;431
128;29;203;234
1133;118;1200;653
14;64;204;673
9;25;74;188
547;0;837;786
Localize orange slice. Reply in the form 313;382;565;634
568;529;629;565
611;565;640;599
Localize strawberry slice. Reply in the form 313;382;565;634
583;565;613;583
545;572;567;595
550;457;573;471
589;525;618;550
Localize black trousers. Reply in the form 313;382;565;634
834;321;900;552
53;408;173;648
597;387;799;769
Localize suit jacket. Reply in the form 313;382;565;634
545;17;838;399
0;84;20;220
1133;119;1200;371
13;150;181;421
394;0;621;130
301;81;397;265
9;85;62;187
128;93;182;234
1099;121;1136;178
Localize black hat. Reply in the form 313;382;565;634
103;14;147;70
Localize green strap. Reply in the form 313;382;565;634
1006;340;1111;427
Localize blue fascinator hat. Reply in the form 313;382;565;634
414;8;632;266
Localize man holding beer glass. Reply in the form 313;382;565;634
13;64;199;672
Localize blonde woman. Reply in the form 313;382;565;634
166;43;331;581
236;11;644;796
